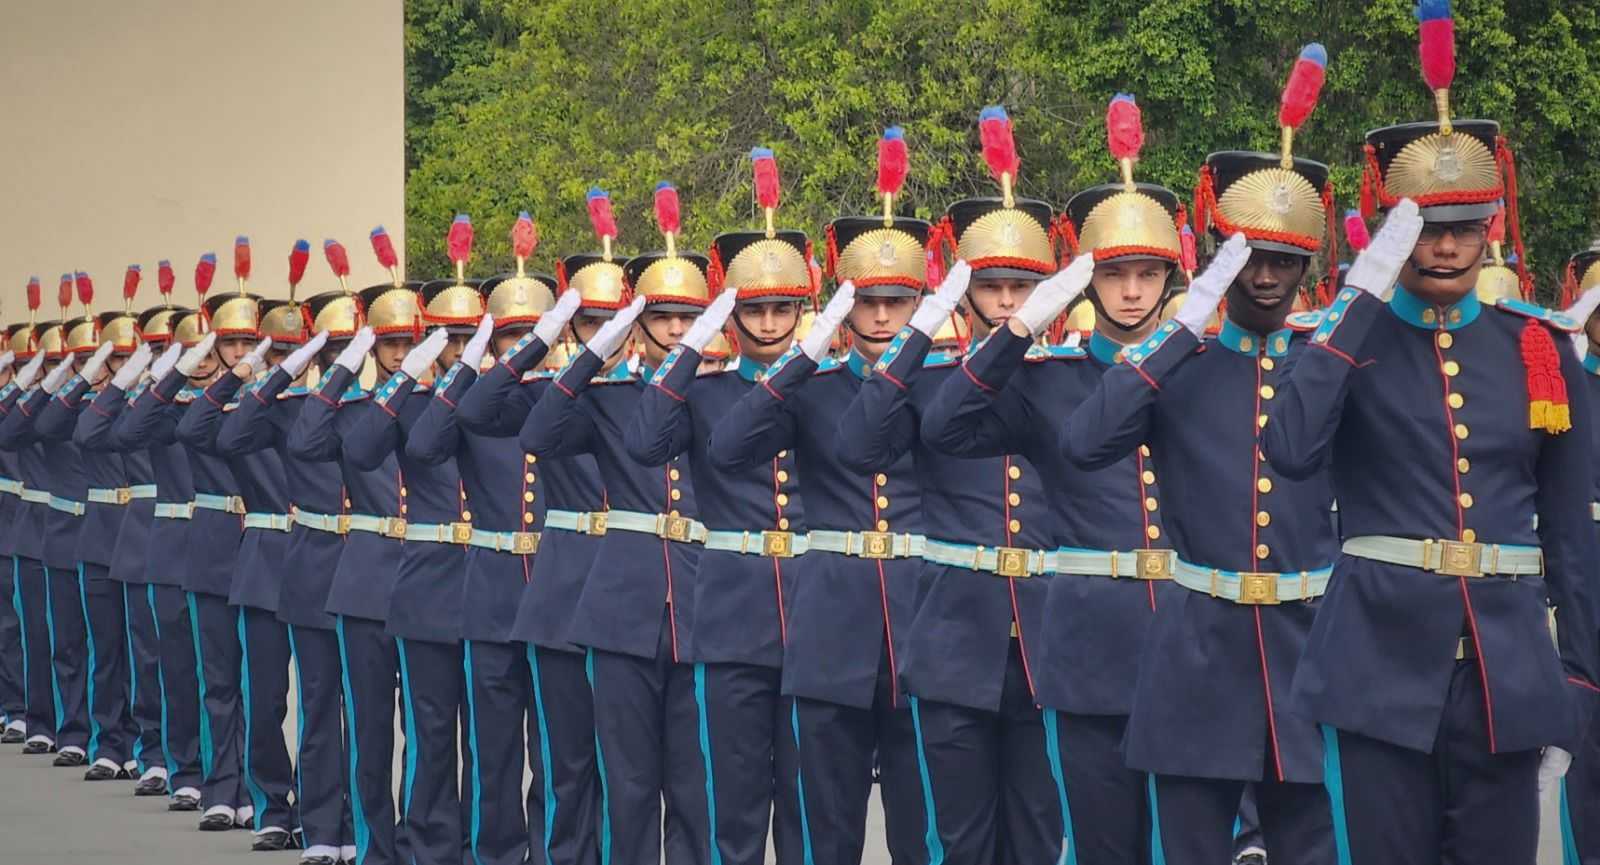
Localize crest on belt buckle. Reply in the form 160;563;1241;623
386;518;408;540
588;512;608;536
859;530;894;559
1135;549;1172;580
116;488;132;505
1237;572;1280;605
660;514;692;543
336;514;352;535
994;546;1030;578
511;531;539;555
451;522;473;545
1435;540;1483;577
761;530;795;558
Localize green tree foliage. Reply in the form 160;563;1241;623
406;0;1600;298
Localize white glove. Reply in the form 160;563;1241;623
0;351;14;377
148;342;182;383
1564;286;1600;357
174;332;217;378
801;282;856;362
241;337;273;378
112;343;153;391
460;314;494;371
1012;253;1096;337
334;327;376;374
78;342;116;386
1538;746;1572;795
1343;199;1423;297
402;327;451;380
680;289;738;353
909;261;972;337
1176;233;1250;336
41;356;74;394
585;297;645;360
281;330;329;379
534;289;583;348
13;352;46;391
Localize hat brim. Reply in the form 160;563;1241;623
735;295;807;306
853;284;922;298
642;301;708;314
1417;202;1497;223
971;266;1049;281
1243;237;1316;257
1094;253;1178;267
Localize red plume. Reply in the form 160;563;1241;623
287;240;310;289
234;236;251;281
58;274;72;310
876;127;908;197
1416;0;1455;92
75;271;93;307
123;265;141;302
512;212;539;259
1278;44;1327;131
447;215;474;264
369;226;399;270
1106;94;1143;162
158;261;174;298
653;185;680;236
586;189;618;240
1343;210;1370;253
1180;226;1198;274
750;150;780;210
26;277;40;312
194;254;217;297
1487;205;1506;245
324;240;351;278
977;107;1020;181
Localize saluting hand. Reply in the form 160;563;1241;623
1343;199;1422;297
459;314;495;371
0;351;15;377
679;288;738;354
334;327;375;374
78;342;116;386
801;281;855;362
281;331;329;379
111;343;153;391
534;290;583;349
402;327;451;380
41;354;75;394
1175;233;1250;337
147;342;183;383
585;297;646;361
238;337;274;379
13;351;46;391
174;332;217;378
909;260;972;338
1011;253;1095;338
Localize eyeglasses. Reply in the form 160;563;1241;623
1416;223;1489;246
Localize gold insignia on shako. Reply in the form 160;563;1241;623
1386;131;1497;198
1218;167;1326;242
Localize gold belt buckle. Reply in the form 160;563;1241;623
857;530;895;559
1432;540;1483;577
1135;549;1173;580
993;546;1032;578
761;530;796;558
336;514;351;535
450;522;474;545
385;518;408;540
585;512;608;536
1236;572;1280;605
115;487;132;505
658;514;692;543
230;495;246;515
510;531;540;555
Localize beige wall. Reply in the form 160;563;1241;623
0;0;404;322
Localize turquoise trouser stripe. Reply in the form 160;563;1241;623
76;564;101;761
692;664;722;865
789;700;816;865
286;626;309;847
1146;774;1167;865
147;586;175;780
186;592;215;780
12;558;26;723
526;646;557;863
237;611;268;829
337;618;372;863
463;642;486;865
585;650;613;865
393;639;419;815
906;697;946;864
1320;726;1354;865
43;567;64;740
1041;709;1077;865
1560;778;1580;865
123;584;143;772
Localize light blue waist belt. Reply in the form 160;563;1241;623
1054;546;1176;580
922;537;1054;577
293;509;347;535
1171;559;1333;604
346;514;406;539
19;488;52;505
87;487;131;505
0;478;22;495
129;484;158;500
402;521;472;545
467;528;541;555
193;493;245;515
154;502;193;520
48;495;85;517
603;509;707;544
703;529;807;557
544;509;607;535
808;529;925;560
243;513;292;532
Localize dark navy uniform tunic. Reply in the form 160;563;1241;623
77;384;157;586
2;386;87;575
39;378;123;571
112;379;198;588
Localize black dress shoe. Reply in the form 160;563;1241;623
168;792;201;812
21;740;55;755
298;857;338;865
83;763;118;781
135;776;169;797
53;750;86;767
1235;854;1268;865
198;812;235;831
1;728;24;744
250;828;294;851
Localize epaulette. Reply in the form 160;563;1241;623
873;327;917;373
1122;321;1186;367
434;364;466;393
372;372;411;406
1310;287;1364;345
1285;310;1325;331
1025;342;1086;362
653;345;693;384
338;384;370;404
1494;297;1579;332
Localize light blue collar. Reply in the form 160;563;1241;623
596;362;632;383
735;355;764;383
1585;352;1600;376
1088;330;1127;365
1388;284;1480;330
843;349;872;380
1216;318;1293;357
637;363;657;382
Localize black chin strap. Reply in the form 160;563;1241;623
844;320;895;347
1086;285;1172;333
1406;257;1475;281
637;323;673;354
967;294;1000;331
731;314;798;349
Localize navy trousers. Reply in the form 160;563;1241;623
127;585;164;775
526;645;599;865
289;624;353;850
151;583;204;793
587;621;708;865
396;635;460;865
1048;710;1149;865
80;564;133;767
463;639;528;865
1150;774;1333;865
0;557;25;725
1567;705;1600;865
341;616;403;865
239;607;295;832
694;662;802;865
45;564;90;753
16;557;55;744
1235;787;1264;856
189;591;246;810
1323;661;1541;865
911;640;1061;865
789;641;929;865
